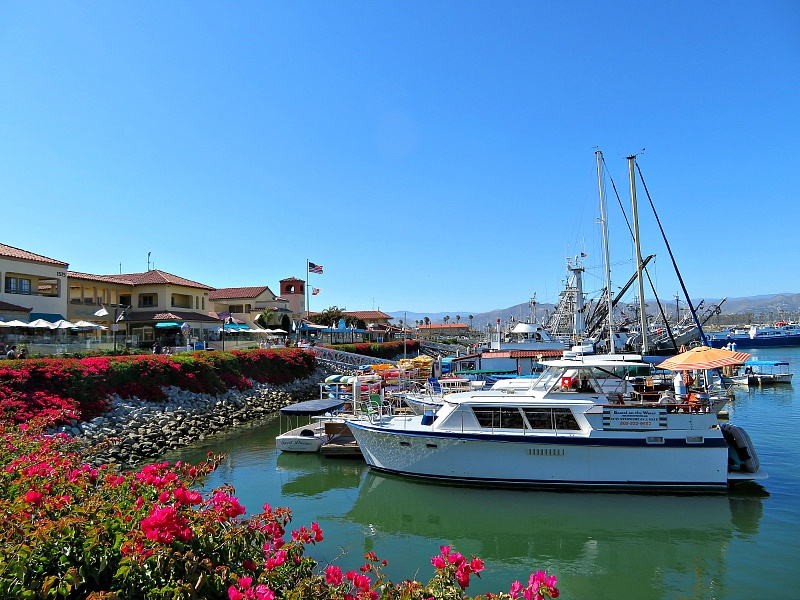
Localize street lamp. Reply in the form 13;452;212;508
111;304;129;355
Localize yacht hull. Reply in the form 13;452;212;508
347;421;730;490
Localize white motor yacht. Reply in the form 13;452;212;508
347;353;765;490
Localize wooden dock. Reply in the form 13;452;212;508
320;421;363;457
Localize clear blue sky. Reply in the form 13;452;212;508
2;2;798;314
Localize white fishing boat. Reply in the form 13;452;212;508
346;353;765;490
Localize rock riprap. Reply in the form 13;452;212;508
58;364;354;469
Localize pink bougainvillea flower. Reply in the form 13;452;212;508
326;564;344;586
24;490;43;506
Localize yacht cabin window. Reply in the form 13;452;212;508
472;406;581;431
472;407;526;429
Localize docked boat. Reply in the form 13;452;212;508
708;323;800;349
401;377;485;415
275;398;346;453
731;360;793;386
346;353;765;490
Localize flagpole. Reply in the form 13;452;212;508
305;259;309;317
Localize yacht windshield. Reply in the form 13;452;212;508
532;366;562;391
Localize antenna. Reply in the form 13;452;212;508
147;252;151;271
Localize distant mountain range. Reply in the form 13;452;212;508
387;293;800;326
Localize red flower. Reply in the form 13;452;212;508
24;490;43;506
326;565;344;586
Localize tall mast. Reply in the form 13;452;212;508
627;155;648;354
596;150;615;353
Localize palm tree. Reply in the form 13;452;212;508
455;315;461;323
424;317;430;326
469;314;474;331
443;316;450;325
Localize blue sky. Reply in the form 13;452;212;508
2;2;798;314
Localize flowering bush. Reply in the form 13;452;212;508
0;349;316;425
324;340;420;359
0;422;560;600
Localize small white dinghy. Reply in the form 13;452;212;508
276;398;346;453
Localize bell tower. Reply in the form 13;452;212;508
280;277;306;315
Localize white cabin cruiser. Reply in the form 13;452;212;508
347;353;765;491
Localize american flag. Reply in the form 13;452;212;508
312;288;321;295
308;262;323;274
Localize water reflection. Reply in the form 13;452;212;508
277;452;363;496
344;472;764;599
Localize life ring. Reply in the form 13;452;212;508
561;376;575;389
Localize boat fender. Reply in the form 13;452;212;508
721;423;760;473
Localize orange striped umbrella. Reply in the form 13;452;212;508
657;345;751;371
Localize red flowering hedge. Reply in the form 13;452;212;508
324;340;420;359
0;349;315;425
0;422;560;600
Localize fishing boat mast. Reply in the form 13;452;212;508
596;150;615;353
628;154;648;354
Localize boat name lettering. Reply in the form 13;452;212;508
602;408;667;430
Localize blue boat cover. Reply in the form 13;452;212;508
279;398;345;416
744;360;789;366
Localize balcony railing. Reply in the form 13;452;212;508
6;289;59;298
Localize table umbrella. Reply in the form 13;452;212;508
657;345;751;371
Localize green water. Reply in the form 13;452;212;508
162;347;800;599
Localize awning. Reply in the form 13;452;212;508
657;346;751;371
279;398;345;416
29;312;65;321
155;322;181;328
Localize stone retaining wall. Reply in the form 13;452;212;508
61;360;359;470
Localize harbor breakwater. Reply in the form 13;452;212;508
59;361;359;469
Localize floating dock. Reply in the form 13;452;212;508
320;421;363;457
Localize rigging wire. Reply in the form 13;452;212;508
601;154;678;350
635;160;709;347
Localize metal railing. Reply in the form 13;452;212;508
310;346;397;370
419;340;470;357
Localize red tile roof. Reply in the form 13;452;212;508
67;271;130;284
485;349;564;358
343;311;393;320
0;243;68;267
0;300;32;312
68;269;213;290
118;270;213;290
126;310;221;323
281;277;304;282
209;286;272;300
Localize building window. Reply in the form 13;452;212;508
229;304;244;313
171;294;192;309
5;277;32;294
139;294;156;307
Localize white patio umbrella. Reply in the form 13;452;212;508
0;319;31;328
51;319;78;329
27;318;55;329
73;320;107;330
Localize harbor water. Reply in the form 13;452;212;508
162;347;800;600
